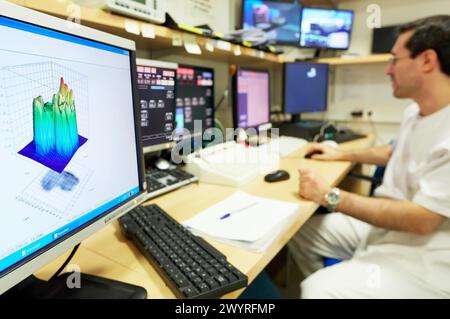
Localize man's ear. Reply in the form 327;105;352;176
421;49;439;74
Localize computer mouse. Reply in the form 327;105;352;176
304;150;323;159
155;158;171;171
264;170;290;183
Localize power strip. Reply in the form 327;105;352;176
104;0;165;24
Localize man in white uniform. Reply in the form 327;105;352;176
288;15;450;298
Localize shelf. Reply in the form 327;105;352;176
14;0;284;66
317;54;392;65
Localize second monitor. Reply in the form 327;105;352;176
175;65;215;141
284;61;329;121
233;68;271;131
136;59;177;154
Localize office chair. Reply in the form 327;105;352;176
348;165;386;196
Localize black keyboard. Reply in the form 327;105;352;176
318;131;367;143
145;167;198;195
119;205;248;299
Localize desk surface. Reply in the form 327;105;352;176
34;135;375;298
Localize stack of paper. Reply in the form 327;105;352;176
270;136;309;157
183;191;300;252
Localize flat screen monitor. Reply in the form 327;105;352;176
175;65;214;141
242;0;303;46
284;62;329;114
0;1;147;296
136;59;177;153
372;25;399;54
234;69;270;129
299;8;354;50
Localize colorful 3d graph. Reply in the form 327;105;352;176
18;78;87;173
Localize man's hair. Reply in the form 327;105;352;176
399;15;450;76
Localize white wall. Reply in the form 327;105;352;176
165;0;232;33
303;0;450;145
340;0;450;56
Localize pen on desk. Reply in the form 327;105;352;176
219;202;258;220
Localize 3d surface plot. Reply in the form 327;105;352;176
18;78;87;173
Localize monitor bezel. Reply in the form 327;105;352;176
298;7;355;50
136;58;178;154
0;1;148;295
282;61;330;115
175;64;216;143
241;0;303;47
233;67;272;130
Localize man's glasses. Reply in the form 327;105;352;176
388;55;411;65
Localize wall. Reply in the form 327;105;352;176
165;0;232;33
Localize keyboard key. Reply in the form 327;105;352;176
180;286;199;298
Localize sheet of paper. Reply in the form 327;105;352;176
124;19;140;35
141;24;155;39
183;191;300;243
172;33;183;47
183;34;202;55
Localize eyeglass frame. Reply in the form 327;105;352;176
388;54;411;65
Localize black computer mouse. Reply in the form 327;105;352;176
264;170;290;183
304;150;323;159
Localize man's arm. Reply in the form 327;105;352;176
298;169;446;235
308;144;393;166
336;190;446;235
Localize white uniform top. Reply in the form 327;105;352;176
358;103;450;292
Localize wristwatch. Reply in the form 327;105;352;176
325;188;341;212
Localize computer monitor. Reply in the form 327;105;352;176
136;59;177;154
299;8;354;50
284;62;329;120
372;25;399;54
175;65;214;142
233;69;271;130
0;1;147;297
241;0;303;46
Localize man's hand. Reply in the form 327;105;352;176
306;143;344;161
298;168;332;205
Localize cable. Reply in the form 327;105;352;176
214;89;229;111
313;121;334;142
49;243;80;281
367;113;385;144
214;118;225;135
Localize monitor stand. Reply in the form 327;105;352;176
1;274;147;299
275;115;327;141
291;114;327;129
314;49;322;59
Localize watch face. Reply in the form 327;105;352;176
327;190;340;205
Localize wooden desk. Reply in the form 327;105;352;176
34;135;375;298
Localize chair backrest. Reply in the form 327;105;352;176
370;165;386;196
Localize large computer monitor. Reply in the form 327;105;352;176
175;65;214;142
0;1;147;297
136;59;177;154
299;8;354;50
233;69;271;130
241;0;303;46
284;62;329;121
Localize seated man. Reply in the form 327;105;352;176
288;15;450;298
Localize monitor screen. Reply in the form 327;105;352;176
136;59;177;153
175;65;214;140
234;69;270;129
0;3;145;294
299;8;354;50
284;62;329;114
242;0;303;45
